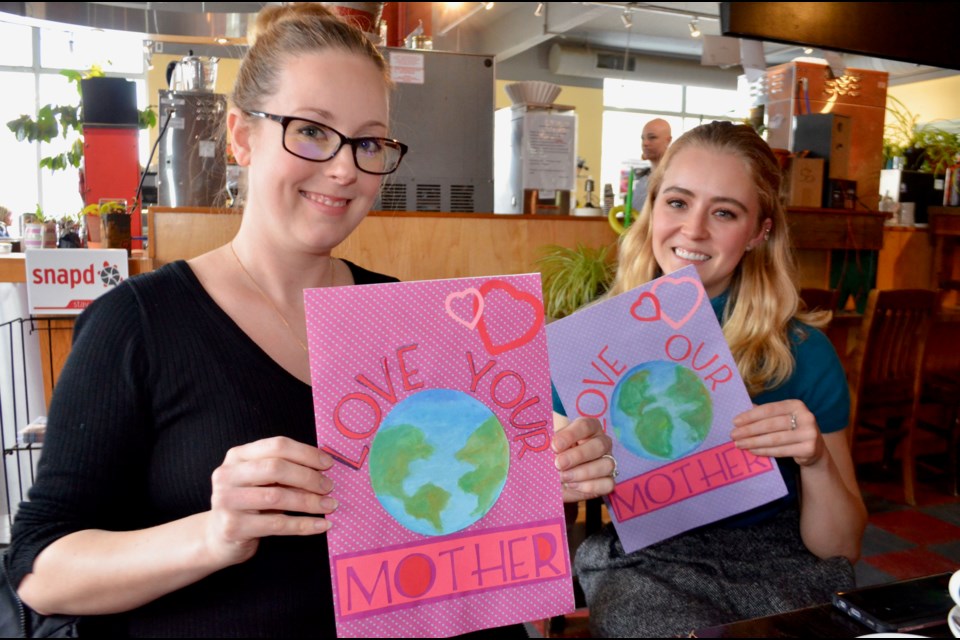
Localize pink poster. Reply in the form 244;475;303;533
305;274;574;637
546;266;788;553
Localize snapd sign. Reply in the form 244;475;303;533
25;249;129;315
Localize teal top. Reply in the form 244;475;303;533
552;290;850;525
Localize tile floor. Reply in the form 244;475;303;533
535;459;960;638
856;462;960;587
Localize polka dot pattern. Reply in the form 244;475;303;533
304;274;574;637
545;266;789;553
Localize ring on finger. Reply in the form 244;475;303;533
789;413;798;431
601;453;619;479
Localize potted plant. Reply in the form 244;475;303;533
883;95;960;175
537;243;615;320
84;200;131;253
20;204;58;249
914;127;960;176
883;95;923;170
56;212;83;248
6;66;156;209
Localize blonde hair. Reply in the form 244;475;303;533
232;3;390;114
608;121;827;395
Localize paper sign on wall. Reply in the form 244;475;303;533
546;266;787;553
25;249;129;315
306;274;574;638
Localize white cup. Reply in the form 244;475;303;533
899;202;916;226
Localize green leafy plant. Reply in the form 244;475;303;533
914;126;960;175
29;203;48;224
537;243;615;320
883;95;960;174
6;65;157;172
883;95;920;162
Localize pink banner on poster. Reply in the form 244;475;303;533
334;519;568;619
306;274;574;638
607;441;776;522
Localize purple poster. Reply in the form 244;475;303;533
546;266;788;553
305;274;574;637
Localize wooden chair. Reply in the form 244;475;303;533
848;289;938;506
914;315;960;496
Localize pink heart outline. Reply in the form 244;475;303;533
444;288;484;331
476;280;545;356
630;291;662;322
650;276;705;330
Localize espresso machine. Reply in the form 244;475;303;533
158;55;227;207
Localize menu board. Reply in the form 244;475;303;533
546;266;788;553
306;274;574;637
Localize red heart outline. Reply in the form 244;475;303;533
650;276;705;330
630;291;662;322
476;280;545;356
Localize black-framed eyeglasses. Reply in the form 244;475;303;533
244;110;408;176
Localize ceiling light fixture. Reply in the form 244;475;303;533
621;10;633;29
688;19;701;38
535;2;544;17
803;47;814;54
484;2;495;10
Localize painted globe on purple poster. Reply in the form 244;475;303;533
610;360;713;461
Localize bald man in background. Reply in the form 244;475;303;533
631;118;672;212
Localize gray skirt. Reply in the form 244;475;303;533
574;507;854;638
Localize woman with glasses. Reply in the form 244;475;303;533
7;4;612;637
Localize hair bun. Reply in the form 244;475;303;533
247;3;342;47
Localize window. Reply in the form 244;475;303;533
0;72;39;217
0;17;149;224
0;20;32;67
600;78;751;201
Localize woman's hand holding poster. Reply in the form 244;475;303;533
546;266;787;554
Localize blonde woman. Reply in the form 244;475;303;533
565;122;867;637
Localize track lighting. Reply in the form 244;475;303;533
621;10;633;29
535;2;544;17
688;18;701;38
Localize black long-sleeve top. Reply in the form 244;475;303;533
8;259;397;637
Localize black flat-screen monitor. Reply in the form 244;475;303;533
720;2;960;71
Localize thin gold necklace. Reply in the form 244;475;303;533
229;241;336;353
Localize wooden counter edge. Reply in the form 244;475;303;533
0;254;154;284
146;206;614;222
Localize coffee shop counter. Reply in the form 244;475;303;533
147;207;620;281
